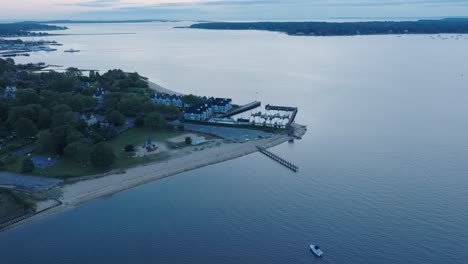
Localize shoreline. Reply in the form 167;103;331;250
146;79;183;96
2;125;306;232
1;78;306;232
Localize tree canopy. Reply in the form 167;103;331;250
90;142;116;168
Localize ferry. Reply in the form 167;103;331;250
310;244;323;257
64;49;80;53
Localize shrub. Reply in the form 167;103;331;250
108;110;125;127
21;157;35;173
90;142;116;168
124;144;135;152
134;116;145;127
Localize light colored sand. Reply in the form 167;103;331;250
59;132;299;206
134;143;168;158
167;133;199;143
35;200;60;212
146;79;183;96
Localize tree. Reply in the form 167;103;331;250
51;125;73;155
64;141;91;165
134;116;144;127
90;142;116;168
66;129;84;145
21;157;35;173
0;101;8;122
37;109;51;129
49;76;74;92
15;89;39;105
65;95;84;112
51;111;77;128
124;145;135;152
7;105;42;127
182;94;205;105
52;104;72;113
108;110;125;127
14;117;38;139
36;130;55;153
185;136;192;145
144;112;167;130
66;67;82;78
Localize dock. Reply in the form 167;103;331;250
265;104;298;127
256;146;299;172
221;101;261;118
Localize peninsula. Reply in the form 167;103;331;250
0;23;67;37
188;18;468;36
0;59;306;230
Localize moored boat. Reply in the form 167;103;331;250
310;244;323;257
64;49;80;53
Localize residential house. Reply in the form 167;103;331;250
93;87;106;105
150;94;183;108
209;98;232;113
1;86;17;99
184;104;213;121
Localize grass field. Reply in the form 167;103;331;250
2;128;185;179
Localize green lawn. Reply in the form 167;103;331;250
12;128;184;179
107;127;182;152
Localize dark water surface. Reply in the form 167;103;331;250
2;23;468;263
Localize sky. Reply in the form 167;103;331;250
2;0;468;21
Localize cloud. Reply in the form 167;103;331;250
2;0;468;20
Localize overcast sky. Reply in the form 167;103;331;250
2;0;468;21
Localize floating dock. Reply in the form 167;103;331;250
265;104;298;127
256;146;299;172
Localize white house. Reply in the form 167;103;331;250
151;94;183;108
209;98;232;113
191;136;207;145
2;86;17;99
184;104;213;121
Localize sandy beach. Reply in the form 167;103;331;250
146;79;183;96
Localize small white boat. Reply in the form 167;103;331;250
310;244;323;257
64;49;80;53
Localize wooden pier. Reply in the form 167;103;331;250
256;146;299;172
221;101;261;118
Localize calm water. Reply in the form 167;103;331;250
2;23;468;263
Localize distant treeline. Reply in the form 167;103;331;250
189;18;468;36
0;23;67;37
21;20;176;24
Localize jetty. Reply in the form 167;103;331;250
256;146;299;172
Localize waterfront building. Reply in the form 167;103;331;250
209;98;232;113
150;94;184;108
184;104;213;121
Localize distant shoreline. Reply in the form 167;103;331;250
187;18;468;36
